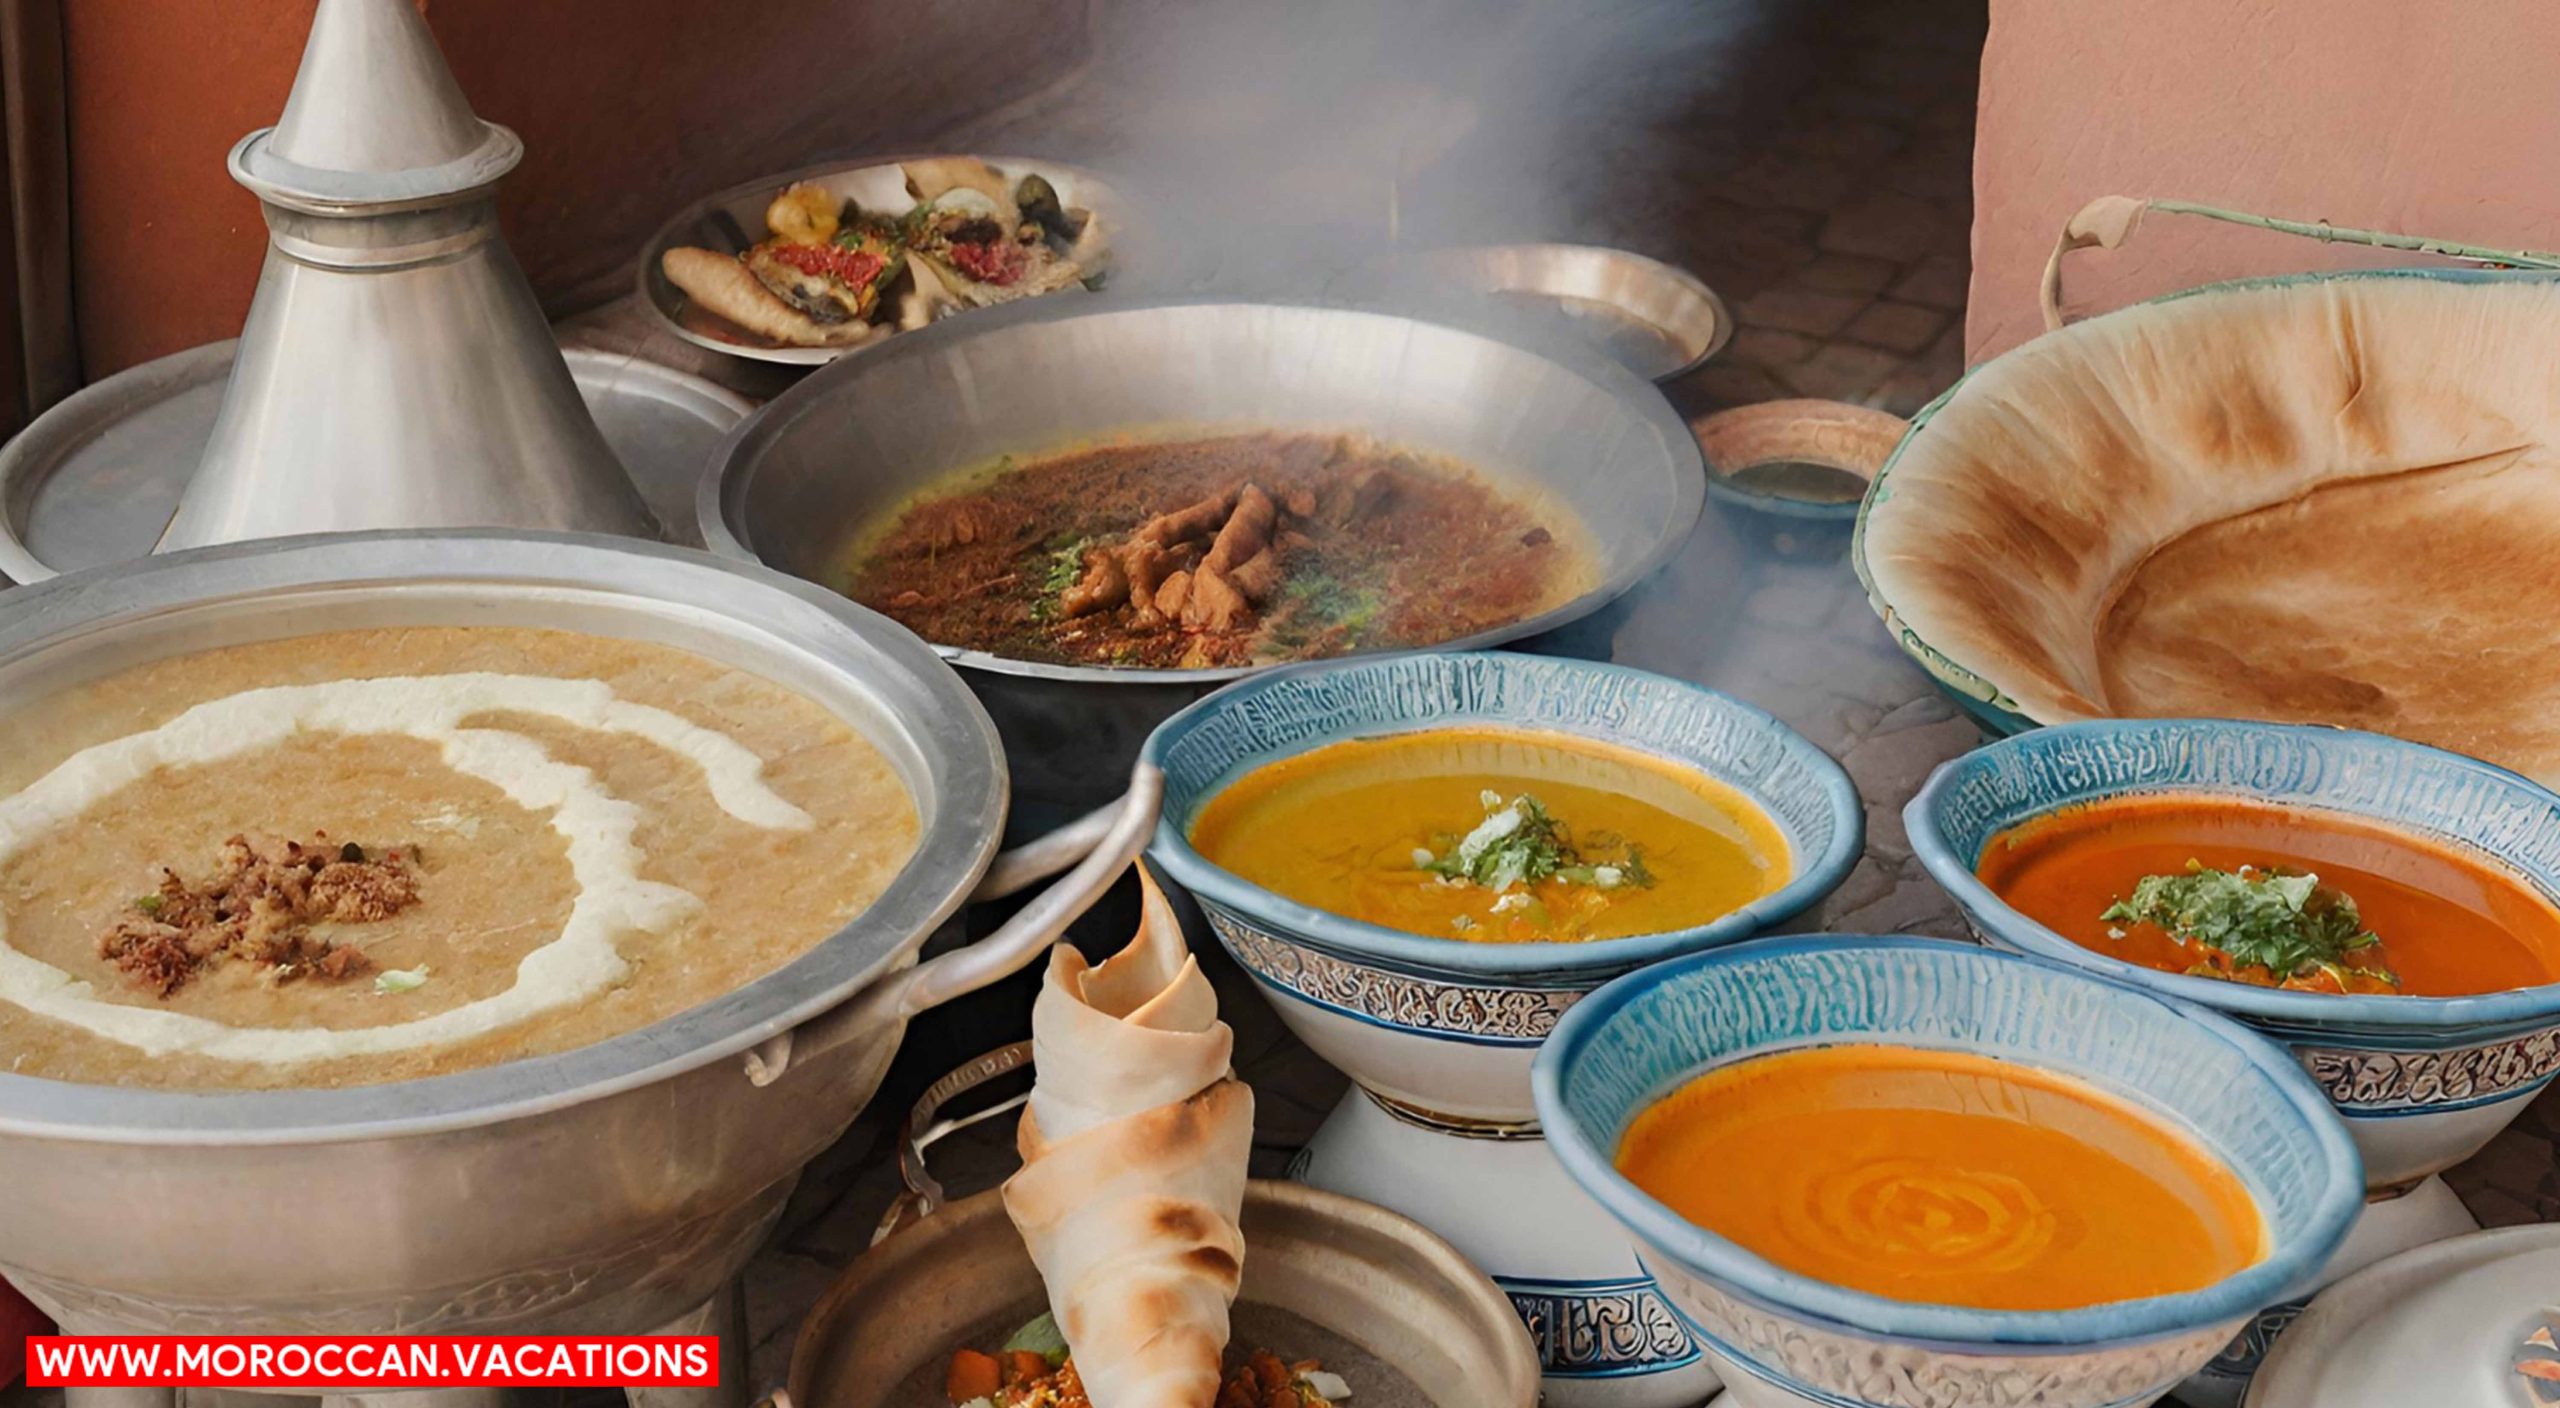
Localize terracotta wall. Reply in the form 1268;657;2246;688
1969;0;2560;361
61;0;1090;376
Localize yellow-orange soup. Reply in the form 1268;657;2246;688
1186;727;1789;943
1978;796;2560;996
1615;1045;2265;1310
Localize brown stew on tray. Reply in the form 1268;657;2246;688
842;432;1590;670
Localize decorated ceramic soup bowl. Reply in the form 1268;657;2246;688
1906;718;2560;1196
1144;650;1860;1127
1533;936;2363;1408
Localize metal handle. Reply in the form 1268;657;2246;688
1690;398;1909;492
874;1040;1037;1245
742;763;1163;1085
2039;194;2560;332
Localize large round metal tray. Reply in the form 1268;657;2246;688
700;294;1705;821
0;340;747;584
636;154;1132;367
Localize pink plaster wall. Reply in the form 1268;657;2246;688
1969;0;2560;362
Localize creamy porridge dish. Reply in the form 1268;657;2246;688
0;626;920;1091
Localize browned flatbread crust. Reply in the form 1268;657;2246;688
660;246;875;348
1859;274;2560;784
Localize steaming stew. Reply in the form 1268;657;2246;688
1186;727;1788;943
0;626;919;1090
1617;1044;2267;1310
843;432;1591;669
1977;795;2560;996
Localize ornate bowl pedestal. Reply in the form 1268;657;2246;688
1294;1084;1720;1408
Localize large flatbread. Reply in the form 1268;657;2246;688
1859;273;2560;783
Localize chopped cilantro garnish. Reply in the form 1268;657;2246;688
133;894;164;916
1416;793;1656;893
1032;537;1092;622
1278;570;1383;644
2099;862;2398;989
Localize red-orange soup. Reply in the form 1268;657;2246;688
1977;795;2560;997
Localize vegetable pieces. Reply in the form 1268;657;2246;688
1417;792;1656;894
942;1317;1351;1408
2099;861;2400;993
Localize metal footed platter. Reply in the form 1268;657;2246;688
0;340;748;584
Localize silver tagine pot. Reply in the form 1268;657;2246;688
159;0;659;550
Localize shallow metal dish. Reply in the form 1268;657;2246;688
0;531;1155;1347
781;1043;1538;1408
638;155;1131;367
1352;244;1732;384
0;339;748;584
787;1183;1538;1408
701;295;1706;820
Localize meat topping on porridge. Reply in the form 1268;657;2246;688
96;831;421;997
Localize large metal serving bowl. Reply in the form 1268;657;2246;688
700;296;1706;825
0;532;1155;1338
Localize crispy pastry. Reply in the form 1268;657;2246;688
1003;867;1252;1408
660;247;879;348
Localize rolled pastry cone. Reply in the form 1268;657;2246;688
1002;866;1254;1408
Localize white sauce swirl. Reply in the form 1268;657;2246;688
0;673;814;1065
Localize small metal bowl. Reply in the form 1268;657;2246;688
779;1044;1539;1408
1390;244;1733;384
637;154;1132;367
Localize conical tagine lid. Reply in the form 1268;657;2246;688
160;0;656;552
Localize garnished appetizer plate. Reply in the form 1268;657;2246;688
638;155;1128;366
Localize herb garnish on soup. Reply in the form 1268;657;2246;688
1976;794;2560;998
2099;861;2399;993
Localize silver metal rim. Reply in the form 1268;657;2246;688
634;153;1135;368
1429;242;1734;384
0;530;1007;1144
694;292;1708;686
0;343;752;587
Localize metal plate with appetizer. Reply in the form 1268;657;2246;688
642;156;1122;365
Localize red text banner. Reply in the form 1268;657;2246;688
25;1336;720;1388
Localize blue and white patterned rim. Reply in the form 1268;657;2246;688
1498;1273;1703;1378
1907;717;2560;1033
1201;902;1573;1047
1141;650;1863;982
1531;934;2365;1349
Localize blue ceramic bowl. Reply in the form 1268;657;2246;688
1143;650;1861;1126
1533;935;2363;1408
1906;718;2560;1192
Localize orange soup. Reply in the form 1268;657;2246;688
1186;727;1789;943
1616;1045;2265;1310
1978;795;2560;996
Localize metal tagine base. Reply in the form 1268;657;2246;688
0;340;745;584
